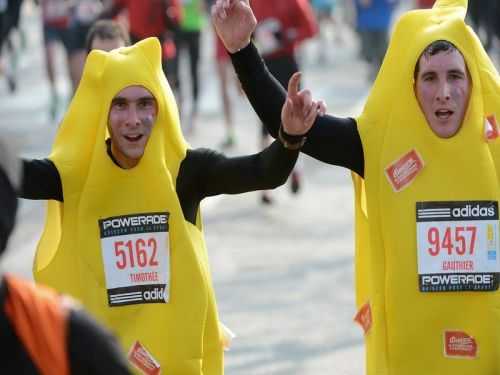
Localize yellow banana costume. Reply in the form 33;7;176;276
33;38;224;374
353;0;500;374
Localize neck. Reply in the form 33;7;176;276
109;142;139;169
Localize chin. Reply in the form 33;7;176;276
434;127;458;139
124;150;144;161
429;120;461;139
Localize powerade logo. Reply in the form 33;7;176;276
422;274;493;286
99;212;169;237
102;214;167;230
420;273;498;292
451;205;496;219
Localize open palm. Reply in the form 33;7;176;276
211;0;257;53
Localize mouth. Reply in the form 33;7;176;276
435;109;454;120
124;134;143;142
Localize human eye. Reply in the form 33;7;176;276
449;72;464;80
422;73;435;82
111;99;127;110
138;98;155;109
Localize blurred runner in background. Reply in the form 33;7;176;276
100;0;183;85
251;0;318;205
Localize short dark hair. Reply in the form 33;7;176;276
85;20;131;54
414;40;460;79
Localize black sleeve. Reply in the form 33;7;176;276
183;140;299;199
67;309;132;375
230;42;365;177
20;159;63;201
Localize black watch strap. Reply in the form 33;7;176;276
278;126;307;150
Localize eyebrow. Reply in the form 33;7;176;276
447;69;466;76
111;95;155;103
419;68;466;78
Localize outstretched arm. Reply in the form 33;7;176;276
212;0;365;176
192;143;298;198
20;159;63;201
230;42;365;176
195;83;322;197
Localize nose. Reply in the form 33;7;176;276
436;81;451;102
126;106;141;127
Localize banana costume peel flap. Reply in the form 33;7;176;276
33;38;223;374
353;0;500;373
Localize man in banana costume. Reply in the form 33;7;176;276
20;37;319;374
213;0;500;373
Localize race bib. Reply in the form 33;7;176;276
416;201;499;292
99;212;170;307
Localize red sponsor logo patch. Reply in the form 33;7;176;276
353;302;372;334
385;149;424;192
485;115;499;141
128;341;161;375
444;331;478;359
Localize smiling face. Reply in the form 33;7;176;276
415;47;471;138
108;85;158;169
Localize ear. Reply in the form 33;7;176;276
135;37;162;72
433;0;467;20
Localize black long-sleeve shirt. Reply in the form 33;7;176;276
230;42;366;178
21;140;299;224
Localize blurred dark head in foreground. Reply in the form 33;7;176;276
0;140;20;254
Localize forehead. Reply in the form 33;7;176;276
113;85;156;100
418;49;468;74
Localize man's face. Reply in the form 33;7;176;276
415;49;471;138
108;86;157;169
91;36;126;52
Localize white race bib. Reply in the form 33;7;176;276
99;212;170;307
416;201;499;292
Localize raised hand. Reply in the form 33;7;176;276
211;0;257;53
281;72;326;136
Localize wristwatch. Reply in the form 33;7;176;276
278;126;307;150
